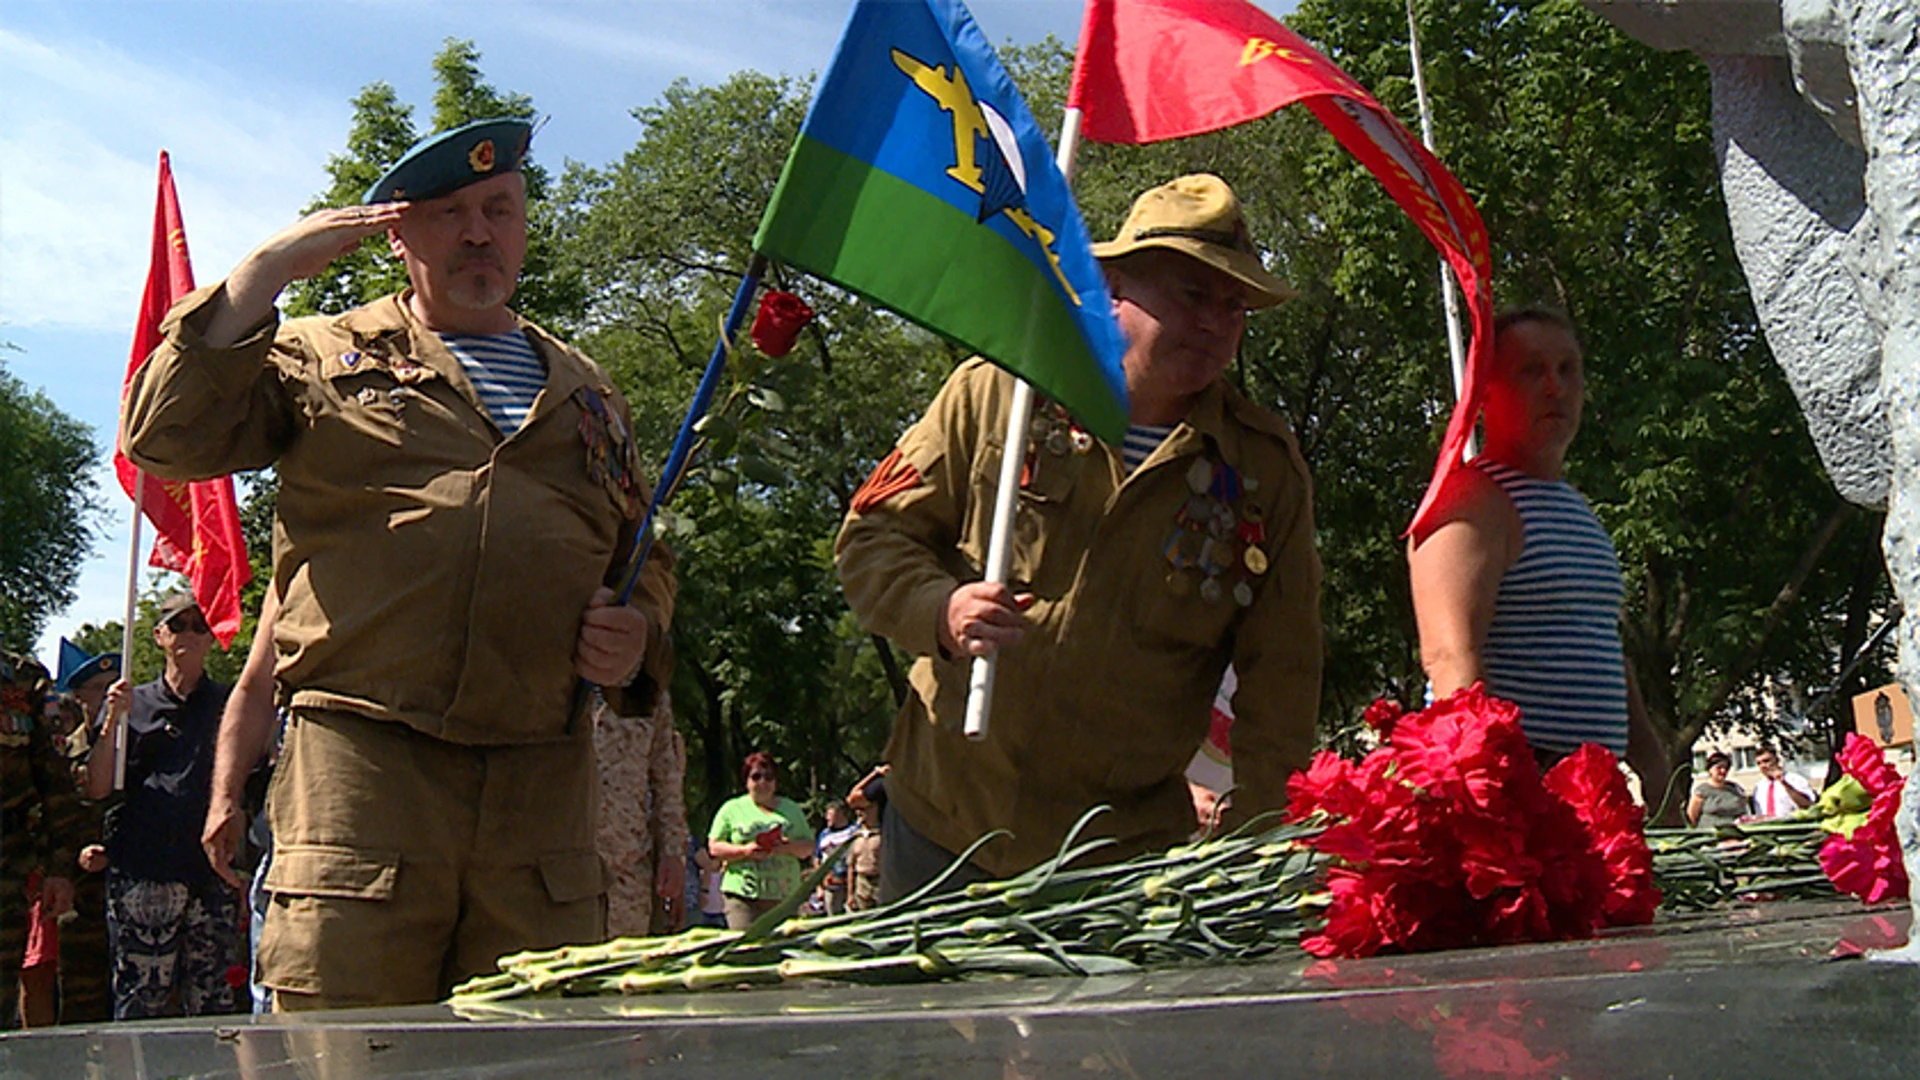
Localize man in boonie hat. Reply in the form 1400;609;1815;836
122;118;676;1008
835;174;1322;901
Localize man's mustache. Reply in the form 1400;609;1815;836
450;249;505;272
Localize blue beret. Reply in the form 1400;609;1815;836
364;117;534;205
65;653;120;692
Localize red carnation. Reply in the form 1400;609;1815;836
1362;697;1404;736
1819;733;1909;904
1544;744;1661;925
1300;684;1660;958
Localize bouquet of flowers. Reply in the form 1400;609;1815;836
1284;685;1658;958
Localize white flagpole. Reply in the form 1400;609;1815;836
1406;0;1472;455
962;106;1088;742
113;473;146;792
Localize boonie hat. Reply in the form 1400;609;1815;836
364;117;534;205
1092;174;1294;308
154;591;202;625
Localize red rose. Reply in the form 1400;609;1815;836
750;290;815;358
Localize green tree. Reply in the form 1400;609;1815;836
0;359;99;651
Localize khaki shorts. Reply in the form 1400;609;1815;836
260;709;605;1008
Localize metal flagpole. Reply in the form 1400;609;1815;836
113;474;146;792
1405;0;1473;456
962;107;1087;742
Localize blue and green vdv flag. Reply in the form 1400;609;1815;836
753;0;1130;442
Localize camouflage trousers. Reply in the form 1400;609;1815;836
106;871;244;1020
61;870;111;1023
0;867;28;1027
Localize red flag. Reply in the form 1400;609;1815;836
1069;0;1494;537
114;152;250;646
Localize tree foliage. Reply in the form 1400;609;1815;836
0;359;99;652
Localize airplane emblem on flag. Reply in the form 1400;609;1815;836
894;47;1081;305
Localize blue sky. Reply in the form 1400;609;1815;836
1;0;1103;664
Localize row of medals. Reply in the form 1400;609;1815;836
1169;456;1267;606
1030;411;1269;607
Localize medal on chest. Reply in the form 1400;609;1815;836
1022;403;1092;486
576;387;641;518
1162;455;1269;606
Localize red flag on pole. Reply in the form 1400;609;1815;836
114;152;250;646
1068;0;1494;537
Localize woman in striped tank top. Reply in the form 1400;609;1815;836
1408;309;1674;810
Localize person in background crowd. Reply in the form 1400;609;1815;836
836;175;1322;902
1748;747;1815;820
0;652;80;1028
688;836;727;929
1688;751;1748;830
1407;307;1671;804
122;117;675;1008
46;650;117;1023
814;800;858;917
593;691;688;938
706;753;813;929
845;799;883;913
85;593;240;1019
200;592;283;1014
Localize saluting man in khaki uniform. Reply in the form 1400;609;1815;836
837;175;1322;901
122;118;675;1008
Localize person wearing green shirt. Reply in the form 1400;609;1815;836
706;753;814;928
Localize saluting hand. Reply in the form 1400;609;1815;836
205;203;410;348
576;586;650;686
940;582;1034;658
247;203;410;286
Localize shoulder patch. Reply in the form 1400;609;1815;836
851;448;923;514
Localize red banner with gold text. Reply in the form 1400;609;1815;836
114;152;249;646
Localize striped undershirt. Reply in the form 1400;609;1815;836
440;331;547;435
1476;458;1630;755
1121;422;1175;474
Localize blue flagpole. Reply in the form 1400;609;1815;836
616;253;767;605
569;254;767;728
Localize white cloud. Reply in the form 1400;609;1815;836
493;1;844;84
0;26;338;333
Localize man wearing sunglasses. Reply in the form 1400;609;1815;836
81;592;240;1018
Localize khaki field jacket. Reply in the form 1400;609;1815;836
837;359;1322;876
123;286;674;745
